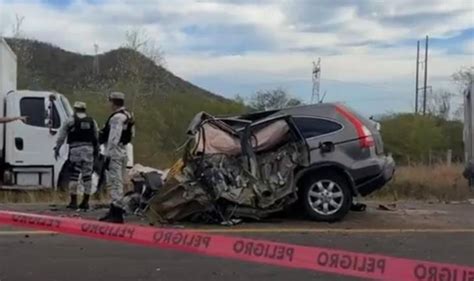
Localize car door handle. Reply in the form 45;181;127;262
15;137;24;150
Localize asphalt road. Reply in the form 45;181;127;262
0;201;473;281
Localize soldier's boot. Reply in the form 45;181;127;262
99;204;124;224
66;195;78;210
78;194;90;211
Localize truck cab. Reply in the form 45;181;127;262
0;37;133;191
2;90;72;189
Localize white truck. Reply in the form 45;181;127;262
0;38;132;191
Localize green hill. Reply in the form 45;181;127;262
6;38;245;167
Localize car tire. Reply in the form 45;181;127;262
301;171;352;222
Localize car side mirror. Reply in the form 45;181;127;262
319;141;335;153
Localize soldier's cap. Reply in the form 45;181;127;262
73;101;87;109
109;91;125;100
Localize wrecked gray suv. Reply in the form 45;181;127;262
146;103;395;224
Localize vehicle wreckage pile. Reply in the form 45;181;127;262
121;104;395;224
139;112;309;225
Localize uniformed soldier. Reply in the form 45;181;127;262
54;102;99;211
99;92;134;223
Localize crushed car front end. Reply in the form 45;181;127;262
146;112;309;225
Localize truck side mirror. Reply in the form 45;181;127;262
47;95;59;135
46;116;58;135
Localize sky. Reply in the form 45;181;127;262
0;0;473;115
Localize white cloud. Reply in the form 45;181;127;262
0;0;472;108
1;0;472;53
167;45;472;85
464;39;474;54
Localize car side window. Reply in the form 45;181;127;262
294;117;342;138
20;97;46;127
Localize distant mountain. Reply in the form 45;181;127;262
5;38;227;101
5;38;244;167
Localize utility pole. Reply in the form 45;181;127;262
423;35;429;115
415;36;430;115
464;80;474;187
311;58;321;104
415;40;420;114
93;43;100;75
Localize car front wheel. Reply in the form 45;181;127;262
301;172;352;222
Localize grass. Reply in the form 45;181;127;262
0;190;69;204
0;190;109;204
1;164;473;204
372;164;473;201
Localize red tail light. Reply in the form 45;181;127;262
335;105;375;149
360;125;375;148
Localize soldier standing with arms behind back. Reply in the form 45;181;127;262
54;102;98;211
99;92;134;223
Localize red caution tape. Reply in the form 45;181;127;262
0;210;473;281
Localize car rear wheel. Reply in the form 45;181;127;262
301;172;352;222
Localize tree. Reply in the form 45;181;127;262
380;113;448;164
8;14;35;89
233;94;245;106
452;66;474;90
451;66;473;120
124;28;166;67
428;89;454;120
248;88;303;111
287;98;303;107
118;28;167;111
11;14;25;38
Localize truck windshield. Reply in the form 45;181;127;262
60;95;74;117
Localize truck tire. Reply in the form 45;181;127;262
301;171;352;222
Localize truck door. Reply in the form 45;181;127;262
4;92;67;188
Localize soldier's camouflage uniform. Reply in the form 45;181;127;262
56;115;98;195
104;107;132;208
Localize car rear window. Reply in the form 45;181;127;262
293;117;342;138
